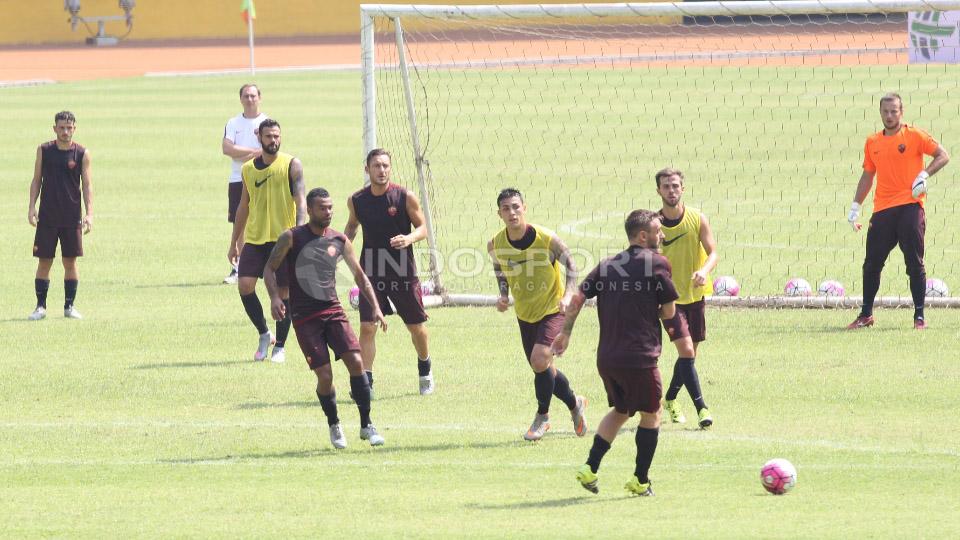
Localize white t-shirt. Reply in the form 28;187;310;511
223;112;269;183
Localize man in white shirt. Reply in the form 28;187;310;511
221;83;269;284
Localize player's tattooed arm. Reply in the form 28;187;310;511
289;158;307;226
550;235;577;310
343;196;360;242
80;149;93;234
552;291;586;356
263;230;292;320
488;240;510;312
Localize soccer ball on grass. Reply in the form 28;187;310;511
761;458;797;495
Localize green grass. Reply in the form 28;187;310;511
1;70;959;537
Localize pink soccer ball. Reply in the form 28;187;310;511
784;278;812;297
419;279;436;296
761;458;797;495
817;280;845;297
348;286;360;310
712;276;740;297
925;278;949;298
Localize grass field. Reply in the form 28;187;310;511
2;71;959;537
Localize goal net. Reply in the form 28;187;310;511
360;1;960;307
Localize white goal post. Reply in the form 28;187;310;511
360;1;960;308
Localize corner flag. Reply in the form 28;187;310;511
241;0;256;23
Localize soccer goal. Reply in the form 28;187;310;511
360;1;960;308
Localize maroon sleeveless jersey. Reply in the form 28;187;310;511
38;141;86;228
351;183;417;280
284;224;348;322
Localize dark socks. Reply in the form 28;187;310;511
64;279;78;309
275;299;291;347
552;370;577;410
909;271;926;320
240;292;269;335
665;359;684;401
634;427;659;484
417;357;431;377
533;369;556;415
677;357;707;411
316;390;340;426
350;375;373;428
365;370;374;388
35;279;50;309
861;270;881;317
586;434;612;474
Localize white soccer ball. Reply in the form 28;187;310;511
712;276;740;297
348;286;360;309
420;279;436;296
925;278;949;298
784;278;812;297
817;280;845;297
761;458;797;495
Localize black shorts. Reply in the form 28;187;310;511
865;203;926;274
33;225;82;259
227;182;243;223
599;365;662;416
237;242;288;286
662;300;706;343
517;312;565;362
294;309;361;370
359;277;428;325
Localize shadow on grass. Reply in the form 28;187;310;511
465;495;621;510
132;359;252;369
236;391;423;409
134;282;221;289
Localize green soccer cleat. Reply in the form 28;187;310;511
624;476;654;497
576;464;599;494
663;399;686;424
697;407;713;429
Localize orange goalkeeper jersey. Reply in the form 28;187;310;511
863;124;939;213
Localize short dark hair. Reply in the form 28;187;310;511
880;92;902;109
625;209;658;239
496;188;523;206
654;167;684;188
54;111;75;124
239;83;261;97
307;187;331;207
366;148;392;166
259;118;280;133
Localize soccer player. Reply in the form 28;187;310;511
553;209;678;497
27;110;93;321
222;83;268;284
847;93;950;330
488;188;588;441
263;188;388;448
655;168;718;429
228;119;307;362
344;148;434;396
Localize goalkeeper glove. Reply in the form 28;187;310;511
847;202;861;231
912;171;929;199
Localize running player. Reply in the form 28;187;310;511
264;188;388;448
488;188;588;441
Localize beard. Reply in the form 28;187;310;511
311;217;331;229
263;142;280;154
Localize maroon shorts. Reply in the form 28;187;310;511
227;182;243;223
237;242;288;286
865;203;926;274
33;225;82;259
661;299;706;343
359;277;428;325
294;309;361;370
517;312;565;362
599;365;662;415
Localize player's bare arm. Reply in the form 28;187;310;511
694;214;719;287
344;238;388;332
80;149;93;234
289;158;307;226
229;184;250;265
848;170;876;232
549;235;578;311
221;136;261;162
27;146;42;227
390;190;427;249
488;239;510;312
263;230;293;320
343;196;360;242
659;300;676;321
551;291;586;356
926;144;950;176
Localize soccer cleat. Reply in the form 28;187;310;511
254;331;275;361
359;424;385;446
28;307;46;321
570;395;588;437
63;306;82;319
270;346;286;364
698;407;713;429
624;476;654;497
329;423;347;449
419;372;435;395
664;399;686;424
523;413;550;441
576;463;599;494
914;318;928;330
846;315;875;330
222;268;238;285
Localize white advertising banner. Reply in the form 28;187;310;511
909;11;960;63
